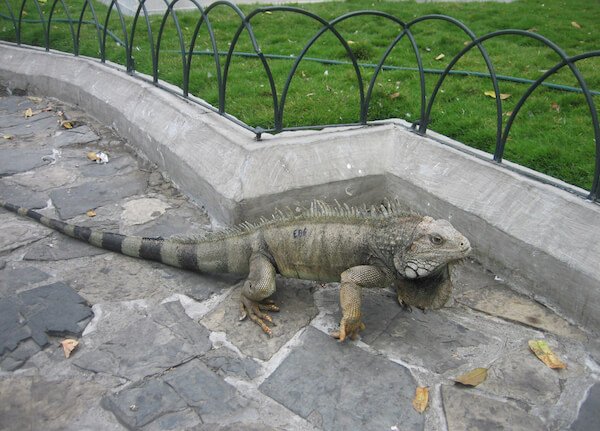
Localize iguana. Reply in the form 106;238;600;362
0;199;471;340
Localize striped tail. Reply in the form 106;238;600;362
0;199;170;265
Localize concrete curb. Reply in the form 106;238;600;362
1;43;599;334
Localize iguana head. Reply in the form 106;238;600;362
394;216;471;279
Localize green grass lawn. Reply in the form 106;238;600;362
1;0;598;192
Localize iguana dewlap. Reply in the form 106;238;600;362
0;200;471;340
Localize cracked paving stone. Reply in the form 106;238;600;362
442;385;545;431
0;376;122;431
260;326;423;431
202;278;317;361
453;261;586;340
202;347;262;380
571;382;600;430
478;343;561;406
355;289;503;374
0;147;53;176
49;171;148;219
1;112;58;137
0;266;51;298
23;233;107;261
0;180;49;209
132;210;210;239
45;124;100;147
0;281;93;371
8;165;79;192
79;154;137;177
0;214;51;253
102;359;260;430
74;301;212;381
120;197;170;226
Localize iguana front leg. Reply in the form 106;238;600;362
239;253;280;336
331;265;395;341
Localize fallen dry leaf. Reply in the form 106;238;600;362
504;111;513;117
86;209;97;217
61;120;73;129
61;339;79;358
24;108;33;118
2;134;14;140
412;386;429;413
551;102;561;112
389;92;401;100
87;151;100;161
528;340;566;369
454;367;488;387
27;96;43;103
435;53;445;61
571;21;582;29
484;90;511;100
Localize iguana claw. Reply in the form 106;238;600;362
331;319;366;342
239;297;279;336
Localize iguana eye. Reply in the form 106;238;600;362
430;235;444;245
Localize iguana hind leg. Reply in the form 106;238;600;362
239;253;279;336
331;265;395;342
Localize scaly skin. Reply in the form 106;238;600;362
0;200;471;340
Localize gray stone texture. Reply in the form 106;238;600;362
50;171;147;219
202;278;318;361
46;124;100;147
0;376;122;431
0;213;51;253
74;301;211;380
103;359;260;430
23;233;107;261
571;383;600;431
0;147;52;175
0;281;93;370
355;288;503;375
453;261;586;340
202;346;262;380
260;327;424;431
0;266;50;297
442;385;546;431
0;180;49;208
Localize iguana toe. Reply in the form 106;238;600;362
331;319;366;342
240;297;277;336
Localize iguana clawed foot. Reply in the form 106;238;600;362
239;297;280;336
331;318;366;342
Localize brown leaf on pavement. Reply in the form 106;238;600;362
412;386;429;413
528;340;567;369
61;339;79;358
454;367;488;387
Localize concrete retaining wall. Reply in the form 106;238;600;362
1;43;599;333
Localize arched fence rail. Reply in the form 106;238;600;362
1;0;598;202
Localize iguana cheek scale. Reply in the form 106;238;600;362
0;199;471;340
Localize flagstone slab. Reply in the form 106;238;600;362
102;359;260;430
453;261;586;340
442;385;546;431
201;279;317;361
0;281;93;370
259;326;423;431
50;172;147;219
74;301;212;380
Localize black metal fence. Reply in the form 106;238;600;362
1;0;598;202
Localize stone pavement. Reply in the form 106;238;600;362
0;87;598;430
